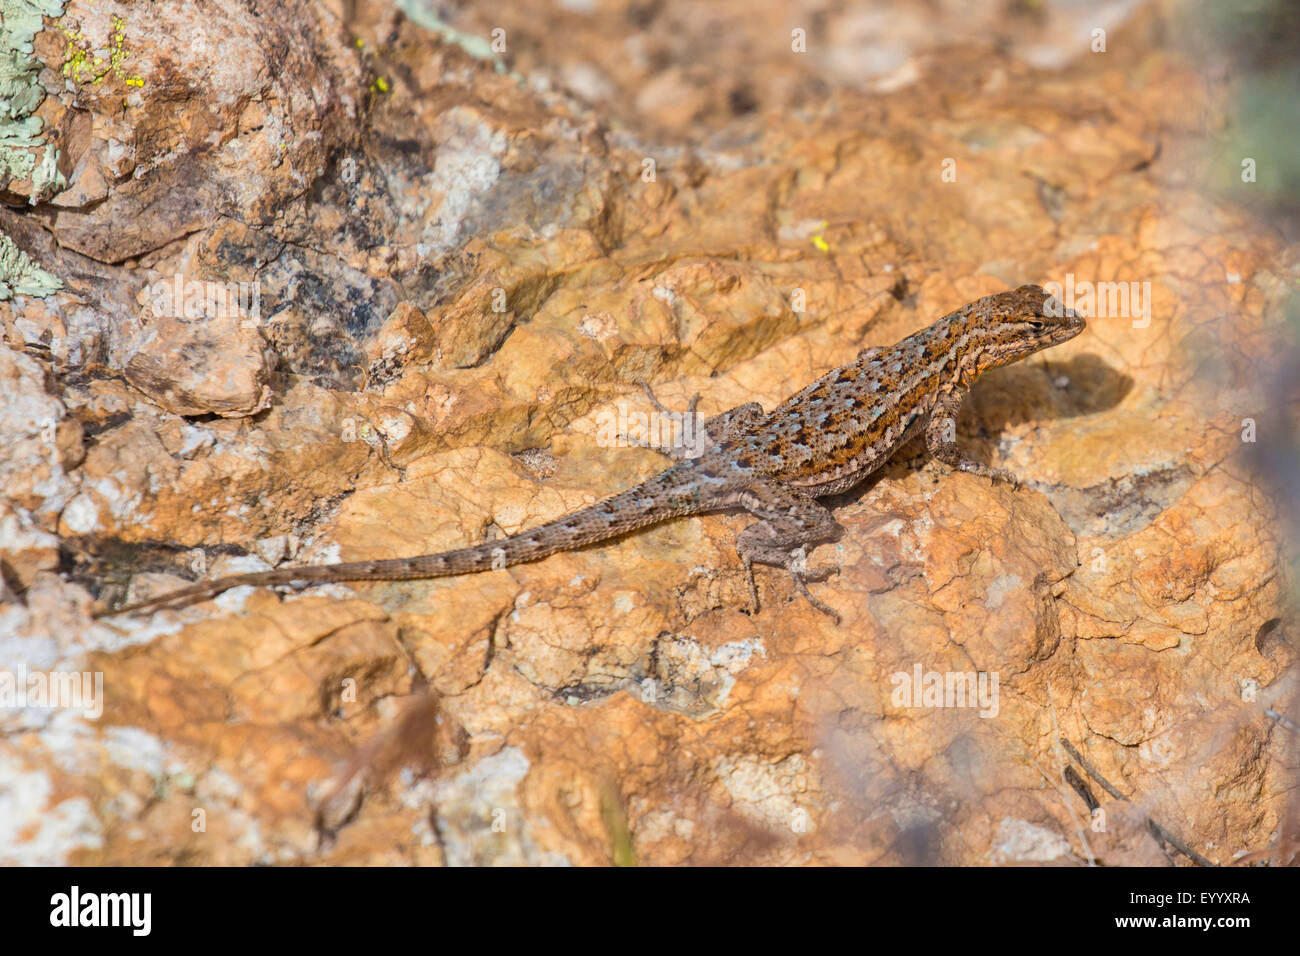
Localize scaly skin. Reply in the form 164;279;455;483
97;284;1084;623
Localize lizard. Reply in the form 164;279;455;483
95;284;1084;623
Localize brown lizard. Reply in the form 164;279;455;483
96;284;1084;623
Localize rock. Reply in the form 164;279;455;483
0;501;61;587
33;0;361;263
0;346;76;525
123;313;273;418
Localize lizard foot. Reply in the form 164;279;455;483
735;485;845;623
637;378;701;421
931;454;1022;490
958;460;1022;489
630;379;706;460
790;567;841;624
741;548;841;624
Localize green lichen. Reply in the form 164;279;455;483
1;0;68;198
0;0;66;299
0;230;61;299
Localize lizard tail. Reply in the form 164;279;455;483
95;463;712;617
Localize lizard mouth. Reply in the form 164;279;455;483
1032;287;1086;342
1054;310;1086;342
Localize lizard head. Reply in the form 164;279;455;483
969;284;1086;373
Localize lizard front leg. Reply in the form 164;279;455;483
925;386;1020;487
735;480;844;623
632;380;765;461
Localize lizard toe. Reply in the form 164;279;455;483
790;572;841;624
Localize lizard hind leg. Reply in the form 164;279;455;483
735;480;844;623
